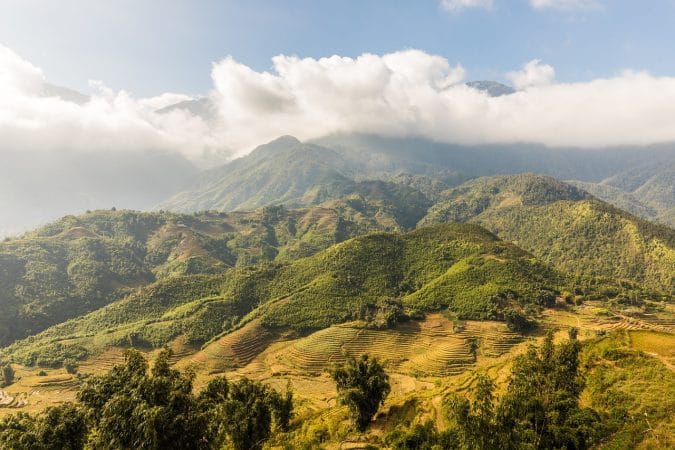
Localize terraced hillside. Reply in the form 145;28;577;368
1;223;562;369
3;303;673;450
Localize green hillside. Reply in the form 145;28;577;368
0;203;415;347
420;173;592;224
159;134;675;217
1;223;563;368
568;160;675;227
420;174;675;294
475;200;675;294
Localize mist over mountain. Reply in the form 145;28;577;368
160;134;675;223
0;149;198;237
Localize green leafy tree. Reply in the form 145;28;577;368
330;354;391;431
0;404;87;450
385;420;458;449
1;364;14;387
268;382;294;432
222;378;274;450
77;349;211;450
445;332;604;449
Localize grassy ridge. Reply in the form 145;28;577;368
0;201;418;347
1;224;563;367
419;174;675;294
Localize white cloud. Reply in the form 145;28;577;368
3;44;675;166
506;59;556;89
440;0;494;12
530;0;601;10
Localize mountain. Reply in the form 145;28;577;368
466;80;516;97
0;197;432;347
420;174;675;293
568;159;675;227
160;134;675;218
1;223;562;367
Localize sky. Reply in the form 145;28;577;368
1;0;674;97
2;0;675;164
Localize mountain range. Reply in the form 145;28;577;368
159;134;675;230
1;129;674;448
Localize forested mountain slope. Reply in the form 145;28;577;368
1;223;562;367
0;203;415;347
159;135;675;222
420;174;675;293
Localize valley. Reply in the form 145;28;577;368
0;145;673;448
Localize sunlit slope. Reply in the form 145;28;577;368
0;201;413;346
420;174;675;293
1;223;562;367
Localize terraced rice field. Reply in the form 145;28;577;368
275;315;522;377
181;320;276;374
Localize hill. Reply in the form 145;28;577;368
0;203;416;347
0;223;563;368
420;174;675;293
159;134;675;218
568;160;675;227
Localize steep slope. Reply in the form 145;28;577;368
159;136;358;212
566;180;659;220
420;174;675;293
474;201;675;293
420;173;592;223
1;223;562;367
159;134;675;216
0;203;415;347
568;160;675;227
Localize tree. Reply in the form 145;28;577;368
77;349;211;450
467;336;479;361
222;378;274;450
1;364;14;387
2;350;292;450
0;404;87;450
446;375;502;449
445;333;604;449
268;382;294;432
63;359;78;375
330;354;391;431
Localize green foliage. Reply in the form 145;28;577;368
445;333;606;449
421;173;591;225
3;224;563;367
385;420;458;449
60;349;295;450
419;174;675;294
63;359;78;375
503;308;537;332
474;200;675;294
220;378;274;450
77;349;212;450
1;363;14;387
0;404;87;450
582;332;675;448
330;354;391;431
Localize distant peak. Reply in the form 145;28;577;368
270;135;301;145
466;81;515;97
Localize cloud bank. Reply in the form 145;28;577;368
2;45;675;166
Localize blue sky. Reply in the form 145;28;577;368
1;0;674;96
